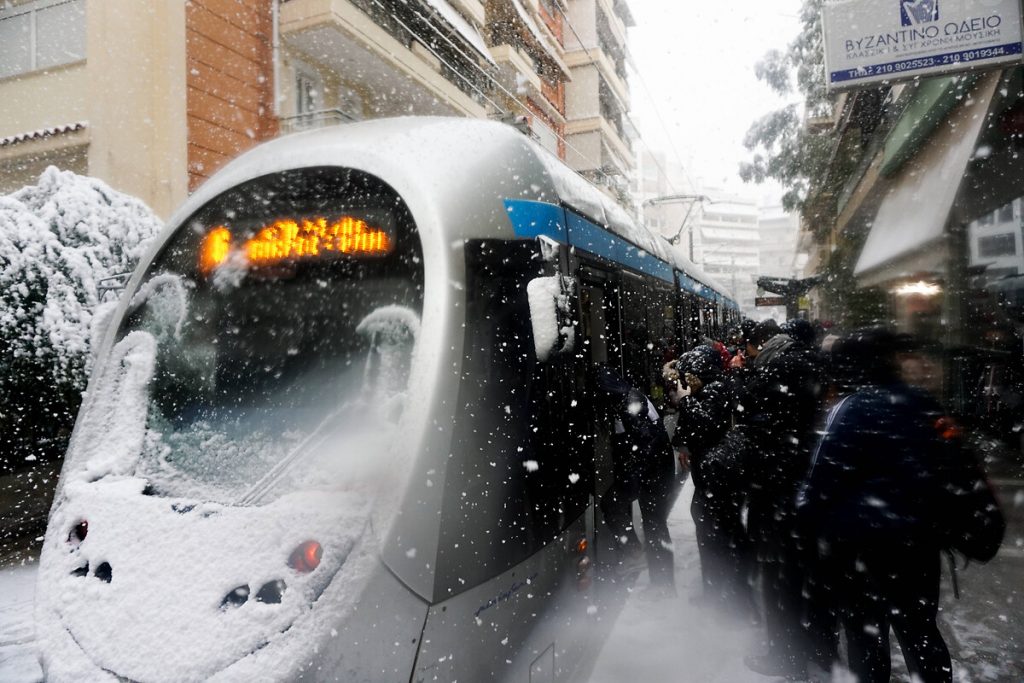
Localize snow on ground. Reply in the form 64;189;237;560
1;475;1018;682
590;479;773;683
0;561;42;683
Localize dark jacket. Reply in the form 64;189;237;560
796;382;950;544
594;365;673;477
734;334;823;499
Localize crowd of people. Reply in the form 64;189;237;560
595;319;1005;683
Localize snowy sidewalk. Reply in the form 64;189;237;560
0;561;42;683
590;479;773;683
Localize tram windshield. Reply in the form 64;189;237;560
112;169;423;502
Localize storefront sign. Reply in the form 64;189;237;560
823;0;1024;90
755;296;788;307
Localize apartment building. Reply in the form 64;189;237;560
0;0;617;218
561;0;634;199
692;192;760;316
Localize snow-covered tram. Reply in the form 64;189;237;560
36;117;738;683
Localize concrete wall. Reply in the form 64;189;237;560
86;0;189;218
565;63;599;120
0;63;88;139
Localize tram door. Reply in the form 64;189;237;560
578;272;622;562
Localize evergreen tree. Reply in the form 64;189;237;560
739;0;831;212
0;168;162;472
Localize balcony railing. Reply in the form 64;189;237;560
280;108;359;134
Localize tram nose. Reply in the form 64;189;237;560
218;540;323;608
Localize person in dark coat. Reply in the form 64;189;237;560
593;364;679;591
670;345;751;612
797;328;954;683
738;319;827;679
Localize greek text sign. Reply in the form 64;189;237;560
823;0;1024;90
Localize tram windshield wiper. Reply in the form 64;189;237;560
234;405;355;506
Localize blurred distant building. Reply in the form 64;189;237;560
756;203;800;321
693;192;760;316
758;203;799;278
0;0;636;218
635;147;696;243
969;197;1024;310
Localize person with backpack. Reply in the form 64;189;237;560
796;327;1004;683
668;345;748;611
737;319;828;679
593;364;680;594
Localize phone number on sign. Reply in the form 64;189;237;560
843;45;1014;79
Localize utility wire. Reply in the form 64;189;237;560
555;4;675;191
629;56;700;193
369;0;508;114
381;0;615;183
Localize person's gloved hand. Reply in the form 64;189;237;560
677;447;690;470
662;360;680;383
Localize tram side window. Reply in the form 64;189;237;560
620;276;652;393
621;276;675;402
435;240;589;592
647;284;676;406
648;284;676;358
681;292;702;350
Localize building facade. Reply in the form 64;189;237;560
0;0;634;218
756;202;801;320
561;0;635;203
692;192;760;316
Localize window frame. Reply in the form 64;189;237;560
0;0;86;80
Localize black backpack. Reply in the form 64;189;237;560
934;418;1006;563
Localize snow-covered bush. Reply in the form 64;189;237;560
0;167;162;467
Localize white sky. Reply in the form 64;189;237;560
627;1;804;203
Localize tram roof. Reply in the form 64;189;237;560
170;116;735;306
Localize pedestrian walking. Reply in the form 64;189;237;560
797;328;978;683
737;319;826;680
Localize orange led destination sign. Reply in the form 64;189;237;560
199;216;392;274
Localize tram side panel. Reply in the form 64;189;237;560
413;240;597;682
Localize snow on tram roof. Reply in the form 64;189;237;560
172;116;734;303
532;145;734;303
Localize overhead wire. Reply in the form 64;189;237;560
554;3;680;196
381;0;616;183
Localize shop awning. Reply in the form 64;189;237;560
854;73;1000;288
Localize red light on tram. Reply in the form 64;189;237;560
288;540;323;573
576;538;588;554
934;416;962;441
68;519;88;545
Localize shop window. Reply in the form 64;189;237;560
978;233;1016;258
0;0;85;80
